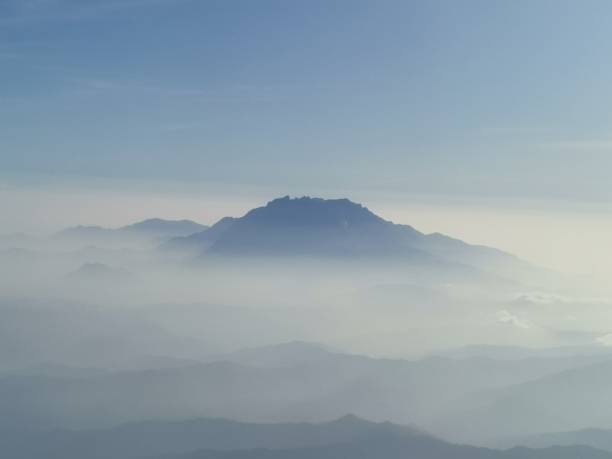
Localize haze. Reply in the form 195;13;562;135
3;1;612;459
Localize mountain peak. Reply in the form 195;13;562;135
243;196;387;228
122;218;206;235
160;195;524;279
206;196;408;257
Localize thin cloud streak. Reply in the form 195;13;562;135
0;0;190;26
539;140;612;151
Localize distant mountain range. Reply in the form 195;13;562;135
0;340;607;437
54;218;207;247
9;196;548;285
437;357;612;441
1;414;610;459
0;415;425;459
166;196;500;258
38;197;527;277
512;427;612;453
155;434;612;459
120;218;207;236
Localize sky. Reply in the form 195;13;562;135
2;0;612;275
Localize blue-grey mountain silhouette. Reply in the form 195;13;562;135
512;428;612;453
1;415;611;459
148;418;612;459
121;218;207;237
162;217;237;252
164;196;537;283
55;218;207;248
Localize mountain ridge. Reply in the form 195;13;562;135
2;414;610;459
161;196;536;284
56;218;207;240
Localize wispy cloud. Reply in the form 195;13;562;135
539;140;612;151
496;309;531;329
1;0;188;26
596;333;612;346
64;76;276;103
477;126;552;136
66;77;210;98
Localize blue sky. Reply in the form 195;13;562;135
3;0;612;196
3;0;612;272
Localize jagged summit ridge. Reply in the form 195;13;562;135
160;196;526;281
247;196;388;228
206;196;423;257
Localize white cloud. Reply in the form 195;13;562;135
596;333;612;346
513;292;567;305
512;291;611;306
496;309;530;329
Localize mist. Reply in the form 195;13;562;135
4;0;612;456
1;195;612;459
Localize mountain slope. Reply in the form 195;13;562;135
0;341;604;433
152;429;612;459
160;197;528;283
54;218;207;248
436;358;612;441
161;217;237;252
513;428;612;453
122;218;207;237
207;197;428;258
0;415;427;459
2;415;610;459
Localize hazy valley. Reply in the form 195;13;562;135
1;196;612;457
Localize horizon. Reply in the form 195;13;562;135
4;186;611;276
4;3;612;457
4;1;612;276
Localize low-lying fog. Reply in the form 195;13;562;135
2;198;612;455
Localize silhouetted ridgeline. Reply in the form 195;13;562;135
1;415;611;459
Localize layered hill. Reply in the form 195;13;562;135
0;340;605;435
1;414;610;459
54;218;207;249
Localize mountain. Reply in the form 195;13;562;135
54;218;207;248
161;217;237;252
218;341;341;367
1;415;610;459
432;344;612;360
155;440;612;459
0;415;426;459
511;428;612;453
206;196;430;258
121;218;207;237
435;358;612;442
162;197;532;282
0;340;605;433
